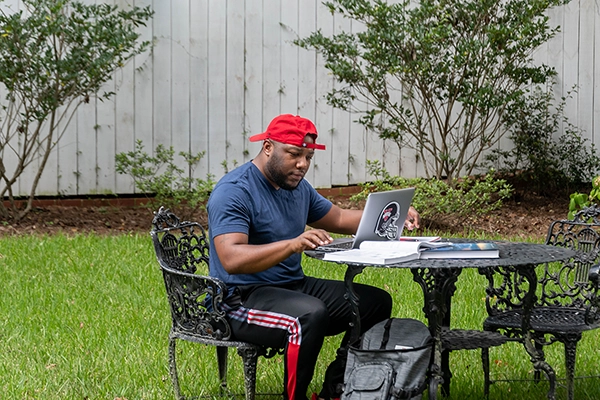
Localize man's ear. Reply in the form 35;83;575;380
263;140;274;156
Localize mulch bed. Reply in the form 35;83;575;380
1;189;568;241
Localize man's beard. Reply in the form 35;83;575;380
265;154;301;191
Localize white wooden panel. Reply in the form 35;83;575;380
343;18;369;185
57;107;79;196
207;1;227;177
189;0;210;180
280;0;300;115
96;87;117;194
94;0;116;194
114;47;137;193
153;0;172;149
562;1;579;133
76;0;98;196
578;0;594;141
312;1;334;188
131;0;154;195
262;0;283;123
348;113;367;185
365;123;384;182
171;0;191;175
297;0;318;184
31;122;57;196
226;0;246;170
546;5;565;139
330;12;352;186
76;100;98;194
244;0;265;162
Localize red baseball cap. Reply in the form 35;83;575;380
249;114;326;150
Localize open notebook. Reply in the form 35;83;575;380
322;240;447;264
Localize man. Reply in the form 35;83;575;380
207;114;420;400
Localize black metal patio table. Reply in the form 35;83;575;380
306;240;576;400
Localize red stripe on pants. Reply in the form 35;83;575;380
286;342;300;399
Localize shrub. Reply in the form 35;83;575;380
295;0;566;182
568;176;600;219
0;0;153;221
115;140;215;219
484;84;600;197
352;160;513;230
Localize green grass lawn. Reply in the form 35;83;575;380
1;233;599;399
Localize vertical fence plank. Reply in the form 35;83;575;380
578;0;595;141
171;0;191;178
190;0;210;181
153;0;172;152
207;1;228;177
313;1;334;188
297;0;318;185
226;0;247;172
244;0;265;160
262;0;283;124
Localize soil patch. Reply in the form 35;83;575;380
1;189;568;241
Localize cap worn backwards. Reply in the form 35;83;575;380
248;114;326;150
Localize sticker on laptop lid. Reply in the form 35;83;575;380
375;201;400;240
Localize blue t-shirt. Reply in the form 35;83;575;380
207;161;332;287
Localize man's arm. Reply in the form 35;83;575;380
309;204;421;234
309;204;362;234
214;229;334;275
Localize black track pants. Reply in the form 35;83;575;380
225;276;393;400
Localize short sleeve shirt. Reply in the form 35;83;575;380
207;161;333;287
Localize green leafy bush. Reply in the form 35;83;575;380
352;160;513;229
115;140;215;219
484;85;600;196
568;176;600;219
0;0;153;221
296;0;566;182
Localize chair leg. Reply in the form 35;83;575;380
534;340;543;383
563;338;579;400
216;346;229;394
238;346;260;400
169;337;183;400
482;347;491;398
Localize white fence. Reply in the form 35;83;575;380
3;0;600;197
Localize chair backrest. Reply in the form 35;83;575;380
483;205;600;322
151;206;232;341
541;204;600;308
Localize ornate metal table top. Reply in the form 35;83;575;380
307;241;577;269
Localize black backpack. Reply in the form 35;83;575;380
342;318;433;400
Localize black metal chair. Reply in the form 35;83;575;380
481;205;600;400
151;207;282;400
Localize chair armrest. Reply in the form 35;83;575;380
161;264;233;340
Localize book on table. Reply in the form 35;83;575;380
419;242;499;259
321;239;447;265
321;240;500;264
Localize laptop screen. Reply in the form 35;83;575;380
352;187;415;248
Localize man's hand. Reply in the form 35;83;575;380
290;229;333;253
404;206;421;231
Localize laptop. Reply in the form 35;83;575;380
316;187;416;252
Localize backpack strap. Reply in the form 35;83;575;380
380;318;393;349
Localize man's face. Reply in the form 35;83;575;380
264;138;315;190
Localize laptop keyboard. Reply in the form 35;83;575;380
315;240;354;252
